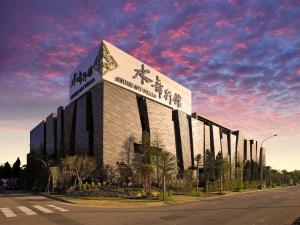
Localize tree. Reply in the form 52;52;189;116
23;153;50;192
12;157;21;178
3;162;12;179
151;133;164;188
133;132;155;193
103;164;117;185
243;160;251;181
0;166;4;178
116;162;133;187
158;150;177;200
194;154;203;193
216;151;223;194
61;155;96;190
204;149;216;191
121;135;135;165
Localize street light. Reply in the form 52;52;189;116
259;134;278;189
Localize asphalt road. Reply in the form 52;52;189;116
0;186;300;225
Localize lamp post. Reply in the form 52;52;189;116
259;134;278;189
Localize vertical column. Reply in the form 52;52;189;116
230;133;237;179
173;110;192;172
30;121;46;156
56;106;64;159
212;125;221;158
64;101;76;156
91;83;103;165
46;113;57;157
191;117;204;167
75;95;90;155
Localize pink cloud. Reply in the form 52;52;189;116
180;45;207;53
235;42;247;49
167;26;188;40
123;2;136;12
227;0;238;6
268;27;297;39
161;49;189;65
216;20;234;28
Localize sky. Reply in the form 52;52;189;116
0;0;299;171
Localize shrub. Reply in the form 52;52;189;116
146;191;152;199
234;181;243;192
158;191;173;201
190;191;203;197
139;189;146;198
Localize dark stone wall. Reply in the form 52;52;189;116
91;82;103;164
173;110;192;171
30;121;45;155
102;81;142;166
75;94;90;155
64;101;76;155
260;147;266;166
45;113;57;156
255;141;259;163
56;106;64;159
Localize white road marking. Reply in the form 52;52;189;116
0;208;17;218
46;205;69;212
33;205;53;214
18;206;37;215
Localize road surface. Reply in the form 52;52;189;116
0;186;299;225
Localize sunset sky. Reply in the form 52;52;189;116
0;0;299;170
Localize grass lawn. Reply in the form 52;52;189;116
48;194;206;207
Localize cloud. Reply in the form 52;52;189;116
0;0;300;169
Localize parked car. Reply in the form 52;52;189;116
5;178;17;190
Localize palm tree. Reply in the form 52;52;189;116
158;150;177;200
194;154;202;193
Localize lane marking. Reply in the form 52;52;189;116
0;208;17;218
46;205;69;212
33;205;53;214
18;206;37;215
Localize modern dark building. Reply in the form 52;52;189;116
29;40;265;178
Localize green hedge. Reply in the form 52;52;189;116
205;180;260;192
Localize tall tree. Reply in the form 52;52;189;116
122;135;135;165
61;155;96;190
194;154;203;193
150;133;164;188
3;162;12;179
12;157;21;178
133;132;155;193
158;150;177;200
216;151;223;194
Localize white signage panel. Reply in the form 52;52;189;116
102;40;192;115
69;46;102;102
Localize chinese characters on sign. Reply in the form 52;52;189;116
129;64;183;108
132;64;153;85
71;66;94;88
151;76;163;99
